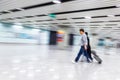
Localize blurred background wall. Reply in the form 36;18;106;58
0;22;120;49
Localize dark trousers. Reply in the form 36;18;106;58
75;46;90;62
87;46;93;60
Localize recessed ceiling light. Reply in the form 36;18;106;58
85;16;91;19
4;10;11;13
13;25;23;29
16;8;24;10
116;4;120;7
53;0;61;4
14;23;22;25
107;15;114;17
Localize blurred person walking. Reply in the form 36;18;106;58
85;32;93;61
74;29;91;63
85;32;102;64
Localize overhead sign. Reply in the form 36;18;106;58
48;13;56;19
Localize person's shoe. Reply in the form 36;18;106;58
72;60;77;63
87;60;91;63
90;59;93;63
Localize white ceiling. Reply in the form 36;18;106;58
0;0;120;39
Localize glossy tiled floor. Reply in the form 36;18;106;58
0;44;119;80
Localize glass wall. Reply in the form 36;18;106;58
38;30;50;45
0;23;39;44
73;35;81;46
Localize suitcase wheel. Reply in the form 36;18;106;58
98;61;102;64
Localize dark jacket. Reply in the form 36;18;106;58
87;36;92;56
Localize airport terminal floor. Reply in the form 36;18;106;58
0;44;119;80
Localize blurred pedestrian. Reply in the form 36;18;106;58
85;32;93;61
74;29;90;63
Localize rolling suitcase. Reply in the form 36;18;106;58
91;50;102;64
